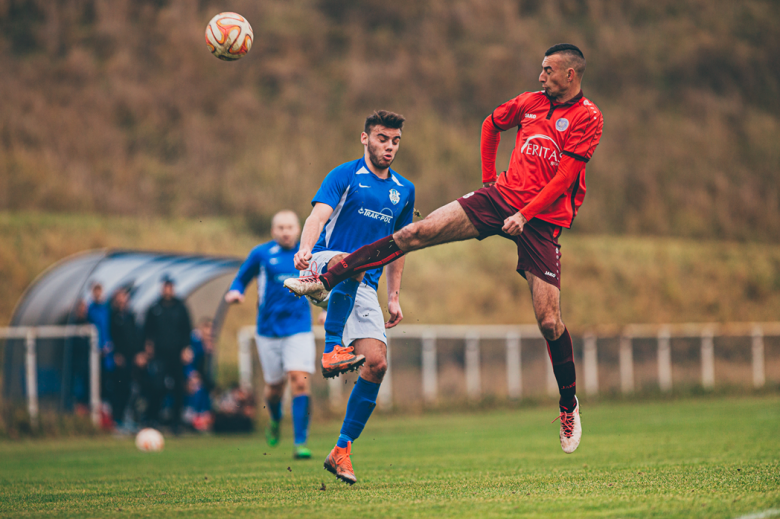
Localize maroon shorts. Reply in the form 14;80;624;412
457;185;562;289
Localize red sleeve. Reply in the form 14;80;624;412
491;93;530;130
518;154;583;221
481;93;532;183
480;116;501;183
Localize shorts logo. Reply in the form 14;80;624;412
340;260;348;268
555;118;569;131
389;189;400;205
463;192;475;199
544;271;557;278
524;113;537;119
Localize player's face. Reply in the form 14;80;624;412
362;125;402;171
271;214;301;250
539;54;571;99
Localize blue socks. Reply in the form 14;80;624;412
324;278;361;353
267;399;282;423
292;395;310;446
337;377;380;448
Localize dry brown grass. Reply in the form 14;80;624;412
0;0;778;240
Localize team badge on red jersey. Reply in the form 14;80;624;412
555;118;569;131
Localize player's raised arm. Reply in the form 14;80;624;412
480;115;502;187
295;203;334;271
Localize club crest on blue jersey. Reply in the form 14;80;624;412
389;188;400;205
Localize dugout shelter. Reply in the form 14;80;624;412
2;250;241;412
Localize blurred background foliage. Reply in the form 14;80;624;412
0;0;778;241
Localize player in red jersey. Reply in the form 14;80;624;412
286;44;603;453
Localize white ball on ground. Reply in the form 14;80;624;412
135;428;164;452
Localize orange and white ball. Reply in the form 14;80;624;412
135;428;164;452
205;12;253;61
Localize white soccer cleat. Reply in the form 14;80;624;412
284;275;329;302
554;396;582;454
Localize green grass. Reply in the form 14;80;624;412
0;397;778;518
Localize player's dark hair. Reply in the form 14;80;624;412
364;110;405;135
545;43;586;77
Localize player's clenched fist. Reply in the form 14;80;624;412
502;212;528;236
294;249;313;271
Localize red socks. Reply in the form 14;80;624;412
320;235;404;290
546;327;577;411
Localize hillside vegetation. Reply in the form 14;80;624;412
2;212;779;331
0;0;779;240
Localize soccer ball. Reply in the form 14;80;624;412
135;428;164;452
205;12;253;61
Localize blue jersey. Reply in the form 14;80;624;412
229;241;312;338
311;157;416;290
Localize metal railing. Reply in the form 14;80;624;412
0;325;100;426
237;322;779;409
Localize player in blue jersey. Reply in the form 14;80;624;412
285;110;415;485
225;210;316;460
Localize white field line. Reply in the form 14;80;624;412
734;509;780;519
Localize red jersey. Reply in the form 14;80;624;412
481;90;603;228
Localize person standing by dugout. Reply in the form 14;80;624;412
143;275;192;433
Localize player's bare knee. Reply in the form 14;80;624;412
288;372;309;395
538;317;563;341
365;357;387;382
397;223;427;251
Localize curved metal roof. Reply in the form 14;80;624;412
10;250;241;327
3;250;242;404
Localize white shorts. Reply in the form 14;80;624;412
254;331;316;385
306;250;388;347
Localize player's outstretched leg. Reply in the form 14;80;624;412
321;277;366;378
324;340;385;485
527;272;581;453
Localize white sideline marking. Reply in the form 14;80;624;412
734;509;780;519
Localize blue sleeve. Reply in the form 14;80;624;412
395;186;416;231
312;164;352;208
229;248;263;294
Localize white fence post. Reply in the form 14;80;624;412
377;339;392;410
422;331;438;403
619;334;634;394
752;326;765;389
237;328;254;390
465;333;481;400
328;377;342;409
701;329;715;389
583;333;599;396
25;329;38;428
658;328;672;392
506;332;522;399
89;326;101;426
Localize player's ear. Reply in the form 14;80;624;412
360;132;368;145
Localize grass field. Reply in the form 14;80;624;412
0;396;778;518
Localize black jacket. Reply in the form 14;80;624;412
110;307;139;361
143;297;192;363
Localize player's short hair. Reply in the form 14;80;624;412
364;110;405;135
545;43;586;77
271;209;299;228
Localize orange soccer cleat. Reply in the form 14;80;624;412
321;345;366;379
324;442;357;485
